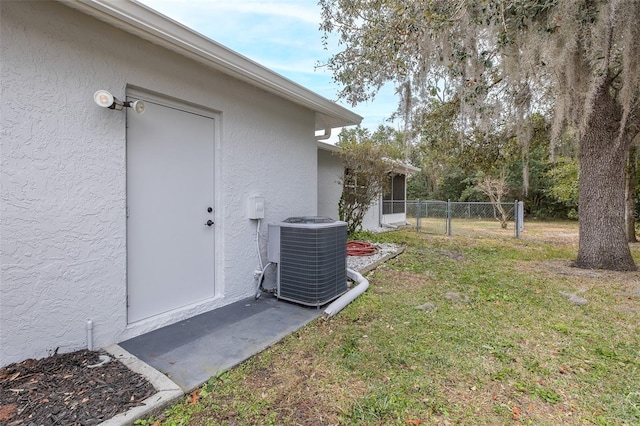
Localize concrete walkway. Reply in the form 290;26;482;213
100;295;323;424
119;295;323;392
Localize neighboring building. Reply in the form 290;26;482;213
0;0;361;366
317;142;344;221
317;142;421;230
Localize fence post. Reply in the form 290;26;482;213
514;200;519;238
416;199;421;232
447;199;452;236
517;201;524;238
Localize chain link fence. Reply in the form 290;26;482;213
407;200;525;238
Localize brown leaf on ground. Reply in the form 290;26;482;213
190;389;201;405
0;404;17;421
512;406;521;420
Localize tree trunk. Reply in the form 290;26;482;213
576;82;637;271
626;145;638;243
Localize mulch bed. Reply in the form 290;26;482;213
0;349;156;425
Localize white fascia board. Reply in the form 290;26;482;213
389;161;421;175
317;141;341;153
319;144;421;175
380;157;420;175
62;0;362;130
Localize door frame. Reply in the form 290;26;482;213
124;87;225;335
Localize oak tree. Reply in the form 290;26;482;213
320;0;640;270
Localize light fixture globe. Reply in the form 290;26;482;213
131;100;146;115
94;90;114;108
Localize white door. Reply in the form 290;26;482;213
127;97;216;324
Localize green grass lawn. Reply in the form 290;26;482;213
139;224;640;425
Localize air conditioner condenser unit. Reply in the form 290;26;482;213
268;217;348;307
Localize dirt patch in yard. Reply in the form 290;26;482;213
187;343;354;426
614;281;640;314
370;269;436;293
516;258;640;314
0;349;155;425
520;259;640;284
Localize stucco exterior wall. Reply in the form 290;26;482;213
362;199;381;230
0;1;317;366
317;147;383;231
317;149;343;221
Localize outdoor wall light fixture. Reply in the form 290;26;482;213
93;90;146;115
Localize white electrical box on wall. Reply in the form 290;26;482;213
248;196;265;219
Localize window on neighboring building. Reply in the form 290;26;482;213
382;174;406;214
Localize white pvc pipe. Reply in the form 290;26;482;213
323;268;369;318
255;261;274;300
255;219;263;270
86;320;94;351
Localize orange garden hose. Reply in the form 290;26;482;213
347;241;379;256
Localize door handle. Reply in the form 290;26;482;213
205;220;214;227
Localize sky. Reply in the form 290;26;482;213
139;0;400;141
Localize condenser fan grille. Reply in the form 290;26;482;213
269;218;347;307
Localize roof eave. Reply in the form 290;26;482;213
390;163;421;175
317;141;341;153
62;0;362;130
318;143;422;175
